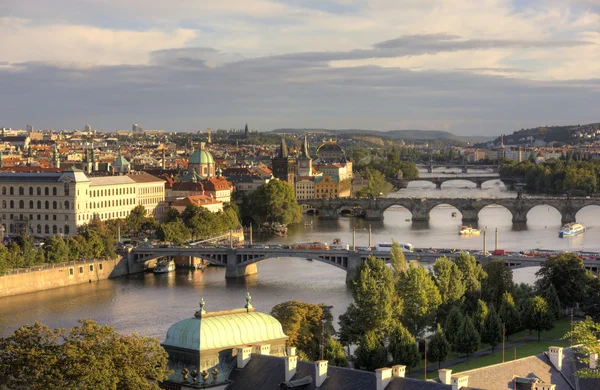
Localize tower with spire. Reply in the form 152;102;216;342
244;123;249;139
271;137;296;185
297;132;313;176
53;144;60;169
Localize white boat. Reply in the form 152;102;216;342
559;223;585;238
154;260;176;273
459;225;481;235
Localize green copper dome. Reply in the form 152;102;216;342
163;311;287;352
189;147;214;165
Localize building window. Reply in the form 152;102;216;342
53;201;57;209
9;200;14;209
53;188;57;196
1;187;5;195
53;215;57;221
37;187;41;195
89;265;94;272
65;215;69;221
45;201;49;209
45;225;49;234
64;182;70;196
69;268;74;275
19;186;24;196
37;201;41;209
65;225;70;235
64;201;70;210
1;200;5;209
52;225;57;234
37;225;41;234
98;263;103;271
45;215;49;220
45;187;49;196
79;266;83;274
19;200;24;209
29;187;33;196
9;187;14;195
29;201;33;209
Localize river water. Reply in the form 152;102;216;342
0;170;597;339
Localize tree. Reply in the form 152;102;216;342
535;253;588;308
397;266;441;337
498;292;520;338
389;239;407;275
43;235;69;264
472;299;489;333
156;221;190;245
432;256;466;307
428;324;451;368
454;252;487;294
324;337;349;367
271;301;334;361
481;308;503;354
388;324;420;372
357;168;394;198
445;306;463;351
249;179;302;225
163;207;181;223
482;260;514;309
126;205;150;235
563;316;600;378
525;296;554;341
456;317;480;359
0;319;172;390
543;284;561;320
339;257;400;346
354;330;388;372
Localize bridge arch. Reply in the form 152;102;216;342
238;253;350;272
525;204;562;226
576;204;600;226
301;203;319;215
439;179;477;190
335;203;365;217
476;203;514;225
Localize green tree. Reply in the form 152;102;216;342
482;260;514;309
324;337;349;367
339;257;400;345
456;317;480;359
397;266;441;337
454;252;487;294
388;323;420;372
535;253;588;308
432;256;466;307
271;301;334;361
543;284;561;320
43;236;69;264
249;179;302;225
0;319;172;390
357;168;394;198
390;239;407;276
354;330;388;372
498;292;520;338
525;296;554;341
472;299;489;333
163;207;181;223
481;308;503;354
126;205;150;235
428;324;451;369
444;306;463;351
156;221;190;245
563;316;600;378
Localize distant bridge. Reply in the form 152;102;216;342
403;174;501;189
126;247;600;281
298;196;600;224
416;163;500;174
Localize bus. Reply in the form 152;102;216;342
376;242;414;253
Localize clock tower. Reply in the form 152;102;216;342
297;133;312;177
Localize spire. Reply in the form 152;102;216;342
245;291;253;312
198;298;206;317
279;137;288;158
301;131;310;159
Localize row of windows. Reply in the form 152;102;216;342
139;198;162;205
89;198;134;209
1;223;70;235
1;183;70;197
2;213;68;222
139;186;162;195
90;187;134;197
69;263;102;275
1;200;71;210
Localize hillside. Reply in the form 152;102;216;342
490;122;600;146
271;128;495;144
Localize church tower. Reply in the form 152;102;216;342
244;123;249;139
271;137;296;185
297;132;312;176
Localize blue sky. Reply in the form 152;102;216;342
0;0;599;135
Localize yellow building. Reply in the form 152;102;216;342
314;175;351;199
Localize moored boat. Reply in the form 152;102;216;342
459;225;481;235
559;222;585;238
154;260;176;273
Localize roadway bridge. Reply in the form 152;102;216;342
298;196;600;224
403;175;501;189
127;247;600;281
416;164;500;174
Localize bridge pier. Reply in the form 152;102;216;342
561;212;577;225
461;209;479;223
364;209;384;220
511;212;527;224
461;167;468;174
225;263;258;278
435;181;442;190
412;208;429;222
475;180;483;189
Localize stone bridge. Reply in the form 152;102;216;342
298;196;600;224
405;175;501;189
416;164;500;174
127;247;600;281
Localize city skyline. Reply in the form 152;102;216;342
1;0;599;135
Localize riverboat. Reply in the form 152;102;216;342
154;260;176;274
291;242;330;250
559;223;585;238
459;225;481;235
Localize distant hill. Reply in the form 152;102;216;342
488;122;600;146
271;128;495;144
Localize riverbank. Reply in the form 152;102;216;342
0;257;129;298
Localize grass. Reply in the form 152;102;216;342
413;317;574;379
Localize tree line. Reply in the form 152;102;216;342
500;158;600;195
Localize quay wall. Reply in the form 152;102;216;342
0;256;129;298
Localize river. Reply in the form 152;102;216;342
0;171;597;339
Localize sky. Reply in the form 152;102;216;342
1;0;599;135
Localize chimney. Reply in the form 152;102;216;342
439;369;452;385
375;367;392;390
452;375;469;390
236;346;252;369
590;353;598;369
284;354;298;382
548;346;563;371
315;360;328;388
287;347;297;357
391;365;405;378
252;344;270;356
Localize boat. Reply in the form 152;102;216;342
333;238;342;245
459;225;481;235
452;212;457;217
154;260;176;273
291;242;330;250
559;223;585;238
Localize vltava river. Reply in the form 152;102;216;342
0;174;596;339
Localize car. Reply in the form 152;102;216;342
252;244;265;249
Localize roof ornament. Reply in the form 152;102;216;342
196;298;206;318
245;291;253;312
